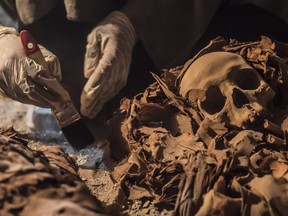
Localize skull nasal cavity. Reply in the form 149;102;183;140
232;88;249;108
201;86;225;115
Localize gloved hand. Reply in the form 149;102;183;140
0;26;70;109
81;11;137;119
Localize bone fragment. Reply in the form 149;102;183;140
266;134;285;146
263;119;283;137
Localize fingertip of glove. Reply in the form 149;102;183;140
80;107;96;119
80;98;102;120
80;95;92;119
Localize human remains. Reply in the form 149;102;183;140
179;51;275;129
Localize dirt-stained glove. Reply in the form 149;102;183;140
81;11;137;119
0;26;70;109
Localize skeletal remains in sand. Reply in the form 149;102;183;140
179;51;275;129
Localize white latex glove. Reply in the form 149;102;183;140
81;11;137;119
0;26;70;109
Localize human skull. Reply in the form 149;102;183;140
179;52;275;129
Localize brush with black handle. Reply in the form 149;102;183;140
20;30;95;150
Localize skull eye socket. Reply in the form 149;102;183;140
231;69;261;90
200;86;225;115
232;88;250;108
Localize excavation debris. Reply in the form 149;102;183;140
108;36;288;215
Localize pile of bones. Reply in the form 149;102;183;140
108;35;288;215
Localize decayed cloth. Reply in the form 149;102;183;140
0;127;106;216
108;36;288;215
